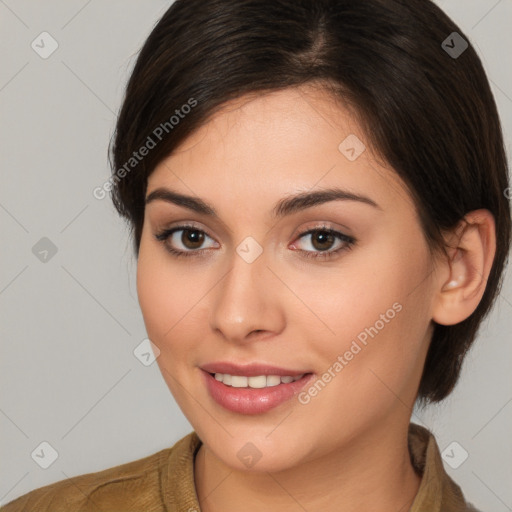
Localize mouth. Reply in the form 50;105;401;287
201;369;315;415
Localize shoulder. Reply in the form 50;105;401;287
408;423;485;512
0;434;197;512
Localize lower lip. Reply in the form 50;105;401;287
201;370;315;415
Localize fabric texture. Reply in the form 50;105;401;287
1;423;481;511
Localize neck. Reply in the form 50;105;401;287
194;416;422;512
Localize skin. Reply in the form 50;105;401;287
136;84;496;512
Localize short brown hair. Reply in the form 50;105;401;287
109;0;511;404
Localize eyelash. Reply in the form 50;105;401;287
154;223;356;261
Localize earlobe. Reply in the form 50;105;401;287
432;209;496;326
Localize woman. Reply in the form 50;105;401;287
2;0;509;510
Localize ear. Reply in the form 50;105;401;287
431;209;496;326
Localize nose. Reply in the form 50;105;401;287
209;247;285;344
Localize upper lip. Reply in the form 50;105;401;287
200;362;311;377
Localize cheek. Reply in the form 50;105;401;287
136;243;208;363
136;249;199;406
136;245;185;350
299;239;432;400
136;253;167;337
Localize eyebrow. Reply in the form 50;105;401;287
145;186;381;218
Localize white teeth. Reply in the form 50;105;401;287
266;375;281;387
248;375;267;388
231;376;248;387
213;373;305;388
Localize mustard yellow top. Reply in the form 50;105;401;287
1;423;481;511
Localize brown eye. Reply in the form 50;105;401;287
180;229;205;249
154;225;218;257
291;226;356;261
310;231;336;251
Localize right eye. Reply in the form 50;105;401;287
154;224;219;258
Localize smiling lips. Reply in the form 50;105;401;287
200;362;315;414
201;361;310;388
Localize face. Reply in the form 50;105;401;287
137;85;438;472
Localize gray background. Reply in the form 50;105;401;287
1;0;511;510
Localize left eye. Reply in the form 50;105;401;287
290;228;355;259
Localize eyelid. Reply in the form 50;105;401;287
156;220;215;238
291;220;352;239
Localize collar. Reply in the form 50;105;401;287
408;423;474;511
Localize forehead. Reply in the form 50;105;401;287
147;86;413;214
